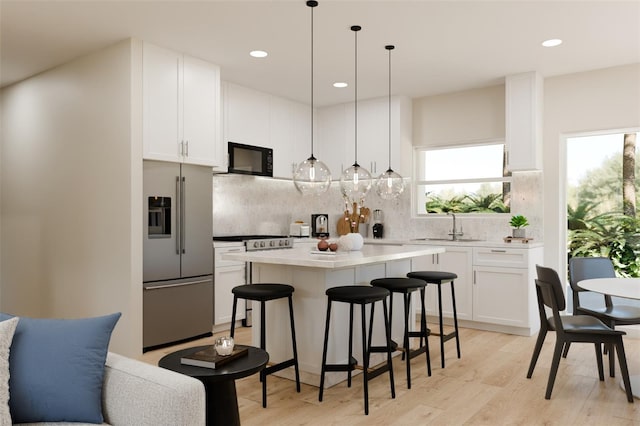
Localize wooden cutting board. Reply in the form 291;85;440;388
336;211;350;236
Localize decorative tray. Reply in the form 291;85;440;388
310;250;339;255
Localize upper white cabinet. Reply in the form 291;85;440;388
316;103;350;177
505;71;543;171
223;82;270;150
222;82;315;178
143;42;222;167
269;96;310;179
317;96;412;178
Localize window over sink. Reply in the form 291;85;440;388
413;141;512;216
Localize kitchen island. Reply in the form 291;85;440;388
223;243;445;387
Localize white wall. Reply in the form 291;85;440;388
543;63;640;275
0;39;143;357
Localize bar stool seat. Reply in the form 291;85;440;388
319;285;395;415
371;277;431;389
230;283;300;408
407;271;461;368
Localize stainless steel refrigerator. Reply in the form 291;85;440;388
143;160;213;350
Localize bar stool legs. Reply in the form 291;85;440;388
319;286;395;415
371;277;431;389
435;281;461;368
407;271;461;369
229;284;300;408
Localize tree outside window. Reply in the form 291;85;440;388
567;132;639;278
414;142;511;215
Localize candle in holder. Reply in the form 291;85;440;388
214;336;235;356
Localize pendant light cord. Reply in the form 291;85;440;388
386;45;394;172
388;46;391;171
310;2;314;158
352;25;361;166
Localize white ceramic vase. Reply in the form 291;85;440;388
337;233;364;251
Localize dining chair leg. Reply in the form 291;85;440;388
562;341;570;358
608;343;616;378
614;338;634;403
527;328;547;378
594;343;604;381
545;341;564;400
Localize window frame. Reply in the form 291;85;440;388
412;139;512;218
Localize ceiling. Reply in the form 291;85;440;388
2;0;639;107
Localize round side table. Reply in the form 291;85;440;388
159;344;269;426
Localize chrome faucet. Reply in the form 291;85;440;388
447;212;464;240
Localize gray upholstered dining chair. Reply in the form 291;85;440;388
527;265;633;402
567;257;640;376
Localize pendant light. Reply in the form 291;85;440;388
293;0;332;195
375;45;405;199
340;25;372;202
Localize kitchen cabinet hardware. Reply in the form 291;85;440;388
490;249;507;253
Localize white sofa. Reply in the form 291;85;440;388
16;352;206;426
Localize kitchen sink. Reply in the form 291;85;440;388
411;237;485;242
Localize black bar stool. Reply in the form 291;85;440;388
407;271;461;368
230;283;300;408
318;285;395;415
370;277;431;388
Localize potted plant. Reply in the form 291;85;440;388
510;214;529;238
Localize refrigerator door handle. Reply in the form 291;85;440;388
144;279;211;290
175;176;181;255
181;176;186;254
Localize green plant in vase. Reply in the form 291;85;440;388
509;214;529;238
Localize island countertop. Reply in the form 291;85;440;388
222;243;445;269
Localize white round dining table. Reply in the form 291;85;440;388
578;277;640;399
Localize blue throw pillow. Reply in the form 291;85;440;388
0;312;121;424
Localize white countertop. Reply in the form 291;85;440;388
293;237;543;249
222;244;445;269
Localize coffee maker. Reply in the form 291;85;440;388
372;209;384;239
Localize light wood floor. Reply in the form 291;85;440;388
141;325;640;425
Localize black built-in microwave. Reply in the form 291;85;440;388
227;142;273;177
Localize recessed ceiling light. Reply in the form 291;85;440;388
250;50;268;58
333;82;348;88
542;39;562;47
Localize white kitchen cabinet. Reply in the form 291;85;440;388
269;96;310;179
223;82;270;151
409;243;543;336
214;265;246;325
317;96;412;179
316;103;350;177
410;247;473;321
142;42;222;167
472;246;543;334
213;243;246;326
472;265;529;327
505;71;543;171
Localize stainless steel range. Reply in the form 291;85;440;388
212;235;294;327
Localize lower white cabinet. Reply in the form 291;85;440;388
214;265;245;325
471;246;542;333
411;247;473;321
409;244;543;335
213;243;246;326
472;266;529;327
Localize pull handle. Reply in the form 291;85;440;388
473;270;476;285
175;176;181;255
180;176;186;254
490;249;507;253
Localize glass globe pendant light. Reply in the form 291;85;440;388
293;0;331;195
340;25;372;202
375;45;405;199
